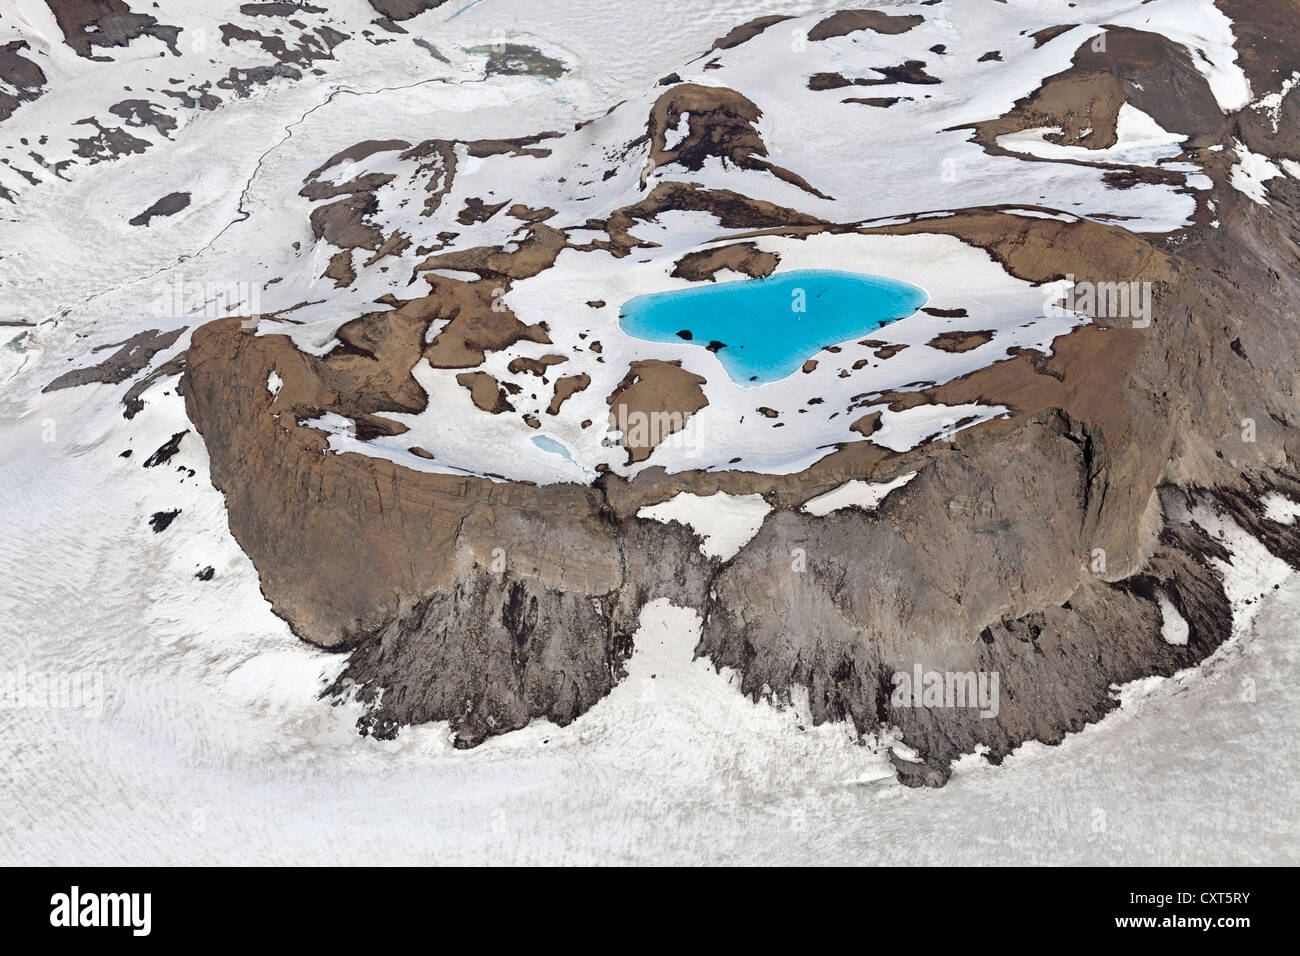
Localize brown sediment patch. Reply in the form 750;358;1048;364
961;28;1226;170
606;360;709;464
507;203;556;222
843;97;906;108
457;197;509;224
363;231;412;267
801;359;818;373
670;241;778;281
300;172;396;203
0;41;47;124
1030;24;1077;48
108;99;176;138
43;327;185;393
366;0;451;21
393;132;560;219
809;61;940;91
970;69;1128;151
638;84;831;199
45;0;181;59
71;118;150;163
508;354;568;377
548;374;591;415
306;140;412;182
708;15;792;52
421;274;552;368
807;10;924;41
456;371;515;414
921;307;968;318
928;329;996;353
310;193;383;250
128;191;190;226
351;413;409;441
854;209;1177;290
415;223;567;281
850;411;882;437
582;181;825;259
323;249;356;287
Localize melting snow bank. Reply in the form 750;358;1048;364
997;103;1188;166
802;472;917;516
1156;591;1190;646
1229;140;1284;205
636;491;771;560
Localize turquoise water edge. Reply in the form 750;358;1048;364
619;269;928;386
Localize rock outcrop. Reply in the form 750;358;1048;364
167;2;1300;782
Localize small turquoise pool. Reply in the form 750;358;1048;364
619;269;927;386
531;435;574;460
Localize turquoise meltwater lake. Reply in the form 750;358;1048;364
619;269;928;386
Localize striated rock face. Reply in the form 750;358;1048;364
169;2;1300;782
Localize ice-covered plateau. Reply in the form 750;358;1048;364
4;0;1300;787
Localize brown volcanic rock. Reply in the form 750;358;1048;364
670;241;779;281
640;84;831;198
456;371;514;414
185;317;632;746
965;28;1228;163
807;10;925;41
708;15;792;52
366;0;451;21
421;274;552;368
548;374;591;415
605;360;709;465
44;327;185;392
309;193;384;250
507;354;567;377
927;329;995;353
184;318;623;628
586;182;825;258
44;0;182;59
0;41;47;123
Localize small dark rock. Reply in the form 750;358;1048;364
143;429;188;468
149;509;180;533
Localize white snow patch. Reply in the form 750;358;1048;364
1262;492;1300;526
872;402;1008;452
1229;141;1283;205
1253;73;1300;131
637;491;770;560
802;472;916;516
997;104;1186;166
1156;591;1189;646
266;371;282;398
